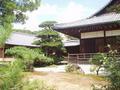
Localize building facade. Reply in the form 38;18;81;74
54;0;120;54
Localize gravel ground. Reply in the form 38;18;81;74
34;64;107;75
34;65;66;73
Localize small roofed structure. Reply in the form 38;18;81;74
6;32;39;47
0;31;79;58
0;32;40;58
54;0;120;63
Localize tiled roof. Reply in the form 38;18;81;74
54;13;120;29
6;32;78;47
5;32;40;47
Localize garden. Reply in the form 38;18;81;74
0;0;120;90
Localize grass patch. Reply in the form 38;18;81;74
65;72;106;81
85;74;106;81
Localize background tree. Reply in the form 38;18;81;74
0;0;40;59
6;46;54;71
34;21;66;63
107;1;120;50
0;0;40;45
107;4;120;13
39;21;57;29
90;53;107;75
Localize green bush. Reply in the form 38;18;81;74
6;46;39;71
105;50;120;90
90;46;120;89
52;56;64;64
90;53;107;75
6;46;38;60
65;64;80;73
34;54;54;67
0;60;56;90
6;46;54;68
0;60;23;90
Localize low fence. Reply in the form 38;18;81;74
67;53;120;64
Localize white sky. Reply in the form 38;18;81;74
13;0;109;31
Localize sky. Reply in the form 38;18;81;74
13;0;110;31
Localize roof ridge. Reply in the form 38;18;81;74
54;0;113;26
90;0;115;17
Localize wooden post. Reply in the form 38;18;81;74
77;54;79;64
68;53;69;63
79;31;81;53
104;30;107;52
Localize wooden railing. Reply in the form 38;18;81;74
67;53;120;64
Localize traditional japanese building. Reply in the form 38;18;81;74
53;0;120;63
54;0;120;54
0;32;40;58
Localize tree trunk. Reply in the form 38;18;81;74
96;66;101;75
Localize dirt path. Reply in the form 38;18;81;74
28;72;106;90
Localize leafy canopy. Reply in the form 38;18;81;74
6;46;54;68
34;21;66;63
39;21;57;29
0;0;41;25
34;21;64;49
34;29;63;48
107;4;120;13
0;0;40;46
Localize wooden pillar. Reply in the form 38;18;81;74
79;31;81;53
104;30;107;52
68;53;69;63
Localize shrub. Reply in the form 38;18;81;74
6;46;55;68
90;45;120;89
65;64;80;73
34;54;54;67
0;60;23;90
104;50;120;90
90;53;107;75
5;46;39;71
0;60;56;90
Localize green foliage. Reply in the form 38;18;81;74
107;4;120;13
0;0;41;25
0;60;23;90
90;53;106;66
0;60;56;90
90;53;107;75
34;21;66;64
91;45;120;89
104;50;120;90
0;26;12;47
6;46;38;60
34;29;63;48
34;54;54;67
6;46;54;68
5;46;39;71
65;64;80;73
0;0;40;48
39;21;57;29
